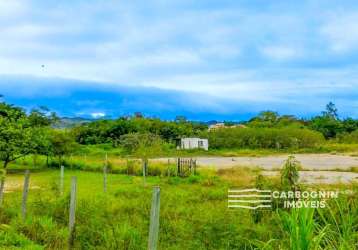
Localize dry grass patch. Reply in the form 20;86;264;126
216;166;259;187
349;166;358;173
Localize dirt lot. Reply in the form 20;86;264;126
262;170;358;184
192;154;358;170
158;154;358;184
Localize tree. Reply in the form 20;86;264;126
258;111;279;122
28;107;58;127
323;102;338;120
49;130;78;166
119;133;164;158
134;112;143;118
0;103;45;169
28;107;59;166
175;115;187;123
310;102;342;138
342;118;358;133
248;111;279;128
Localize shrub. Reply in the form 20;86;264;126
119;133;165;157
0;229;43;249
337;130;358;144
208;127;324;149
280;156;300;191
187;175;201;184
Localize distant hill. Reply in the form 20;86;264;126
54;117;93;128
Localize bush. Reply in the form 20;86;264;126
280;156;300;191
119;133;167;157
208;127;324;149
0;228;43;249
337;130;358;144
187;175;201;184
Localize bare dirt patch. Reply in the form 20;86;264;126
262;170;358;184
177;154;358;170
3;180;40;193
157;154;358;184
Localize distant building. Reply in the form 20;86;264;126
208;123;246;131
177;138;209;151
208;122;226;131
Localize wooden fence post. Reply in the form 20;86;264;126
0;169;6;206
103;153;108;193
69;176;77;248
148;186;160;250
194;159;197;175
167;159;170;177
0;179;5;207
21;170;30;220
70;154;73;169
60;165;64;195
177;158;180;176
142;159;147;185
189;158;192;174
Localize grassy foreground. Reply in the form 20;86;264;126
0;167;357;249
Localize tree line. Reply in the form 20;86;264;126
244;102;358;139
1;100;358;168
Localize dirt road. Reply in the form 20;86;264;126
189;154;358;170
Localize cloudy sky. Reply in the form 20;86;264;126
1;0;358;120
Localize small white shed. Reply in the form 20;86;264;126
178;138;209;151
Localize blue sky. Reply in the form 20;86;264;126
0;0;358;120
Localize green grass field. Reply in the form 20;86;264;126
0;163;357;249
35;142;358;159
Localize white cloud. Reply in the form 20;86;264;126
136;67;358;107
260;46;300;60
0;0;26;18
91;112;106;119
125;49;201;66
321;12;358;53
198;44;241;59
0;0;357;119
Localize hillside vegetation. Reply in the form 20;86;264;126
2;101;358;170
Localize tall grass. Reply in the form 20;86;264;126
0;168;356;249
317;194;358;249
279;208;328;250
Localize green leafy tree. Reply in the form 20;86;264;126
28;106;58;127
310;102;342;138
28;107;59;166
74;117;207;146
341;118;358;133
0;103;45;169
175;115;187;123
323;101;338;120
248;111;279;128
49;130;78;166
119;133;164;158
